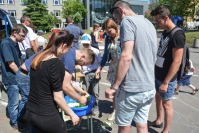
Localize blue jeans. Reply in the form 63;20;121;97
16;70;30;121
155;78;176;100
84;72;99;106
6;84;19;126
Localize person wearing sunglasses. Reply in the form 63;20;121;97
106;1;158;133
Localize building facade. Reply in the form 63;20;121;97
0;0;148;29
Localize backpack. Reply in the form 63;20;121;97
170;27;190;81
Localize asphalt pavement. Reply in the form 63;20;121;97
0;46;199;133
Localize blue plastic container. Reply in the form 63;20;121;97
64;95;95;117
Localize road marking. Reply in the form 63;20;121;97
176;98;199;112
193;74;199;77
0;100;8;107
99;82;111;86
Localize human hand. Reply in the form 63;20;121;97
70;114;80;126
105;88;116;99
80;90;88;96
78;95;87;105
159;83;168;93
95;68;101;79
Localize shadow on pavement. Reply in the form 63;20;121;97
67;118;112;133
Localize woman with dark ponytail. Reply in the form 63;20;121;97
23;30;79;133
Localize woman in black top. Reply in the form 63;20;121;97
24;30;79;133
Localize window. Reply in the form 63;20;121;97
53;0;60;5
7;0;14;4
20;0;28;5
41;0;47;5
8;10;16;17
54;10;60;17
0;0;4;4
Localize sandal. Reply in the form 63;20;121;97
174;88;179;95
192;87;198;95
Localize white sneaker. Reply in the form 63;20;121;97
107;111;115;121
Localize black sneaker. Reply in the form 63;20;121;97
151;121;163;128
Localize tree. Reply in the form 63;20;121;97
159;0;199;20
22;0;60;31
62;0;87;23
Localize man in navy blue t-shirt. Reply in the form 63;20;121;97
64;16;84;50
0;24;28;129
60;48;95;103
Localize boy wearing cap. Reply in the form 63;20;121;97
81;34;101;116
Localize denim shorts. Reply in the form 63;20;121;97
115;89;155;126
177;75;191;86
155;78;176;100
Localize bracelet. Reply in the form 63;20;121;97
110;85;118;91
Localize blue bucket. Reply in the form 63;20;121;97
64;95;95;116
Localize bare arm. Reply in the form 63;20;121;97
163;48;184;84
53;91;79;125
7;61;19;73
159;48;184;93
113;41;134;89
62;71;87;104
94;32;102;43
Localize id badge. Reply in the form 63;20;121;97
156;56;165;68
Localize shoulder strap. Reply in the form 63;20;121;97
170;27;183;37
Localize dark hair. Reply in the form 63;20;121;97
150;5;171;18
12;24;28;35
20;16;30;23
66;16;73;23
111;1;131;14
32;30;74;69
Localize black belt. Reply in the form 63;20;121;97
19;67;29;75
85;69;97;75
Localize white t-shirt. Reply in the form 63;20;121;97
22;26;37;50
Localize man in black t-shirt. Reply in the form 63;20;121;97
151;6;185;133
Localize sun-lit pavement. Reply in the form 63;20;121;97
0;45;199;133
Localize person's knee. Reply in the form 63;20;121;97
136;123;147;130
162;100;172;110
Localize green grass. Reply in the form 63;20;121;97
185;31;199;46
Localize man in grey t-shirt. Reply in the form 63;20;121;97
105;1;157;133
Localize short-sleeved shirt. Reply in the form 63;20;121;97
26;58;65;115
64;24;84;49
23;26;37;50
155;27;185;81
0;37;21;85
120;16;158;92
60;48;76;74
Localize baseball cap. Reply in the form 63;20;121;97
81;34;91;44
37;30;44;34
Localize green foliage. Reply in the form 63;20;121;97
22;0;59;31
62;0;87;23
185;31;199;46
159;0;199;19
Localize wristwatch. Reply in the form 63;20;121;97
110;85;118;91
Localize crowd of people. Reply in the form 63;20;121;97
0;1;198;133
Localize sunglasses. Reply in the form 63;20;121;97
110;7;120;14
